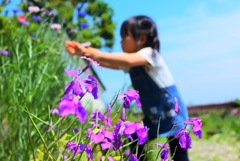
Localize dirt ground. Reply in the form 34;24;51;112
189;139;240;161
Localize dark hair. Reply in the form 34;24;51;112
120;15;160;51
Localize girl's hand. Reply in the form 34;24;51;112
65;41;87;56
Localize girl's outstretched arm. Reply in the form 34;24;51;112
65;41;148;69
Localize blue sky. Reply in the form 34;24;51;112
97;0;240;106
4;0;240;106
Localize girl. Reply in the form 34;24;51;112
65;15;189;161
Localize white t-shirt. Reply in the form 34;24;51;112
124;47;175;88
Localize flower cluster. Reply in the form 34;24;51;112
49;63;204;160
13;5;89;33
156;98;203;161
49;57;148;160
51;58;100;123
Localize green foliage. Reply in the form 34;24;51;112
18;0;116;48
0;1;116;160
192;109;240;142
0;14;69;160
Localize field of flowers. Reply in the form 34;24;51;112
4;1;238;161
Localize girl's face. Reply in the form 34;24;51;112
121;34;143;53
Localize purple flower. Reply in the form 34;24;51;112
81;56;103;72
66;142;84;156
175;129;192;150
64;80;84;97
59;97;76;117
104;130;114;140
85;144;93;161
78;11;86;17
184;117;202;139
19;20;29;26
160;149;169;161
124;121;137;136
65;69;78;77
122;108;126;120
12;9;18;14
104;106;113;128
32;16;42;22
50;108;59;114
58;95;87;123
174;97;180;113
113;122;124;150
156;144;169;161
124;149;131;156
136;126;148;145
101;139;112;150
73;127;80;133
92;131;105;144
31;33;37;38
129;154;139;161
42;9;50;16
64;69;85;97
80;22;88;28
75;101;87;123
82;74;98;99
112;121;148;150
0;50;9;56
118;89;141;109
90;110;103;120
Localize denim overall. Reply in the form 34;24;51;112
129;66;189;138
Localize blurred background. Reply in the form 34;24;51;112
1;0;240;160
4;0;240;106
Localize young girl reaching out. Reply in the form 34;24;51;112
65;15;189;161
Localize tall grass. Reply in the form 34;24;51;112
0;15;70;160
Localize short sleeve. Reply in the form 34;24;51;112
137;47;159;67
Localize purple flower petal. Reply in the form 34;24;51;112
124;122;137;135
118;89;141;109
92;131;104;144
160;149;169;161
75;102;87;123
104;130;114;140
80;22;88;28
12;9;18;14
101;139;112;150
129;154;139;161
90;110;104;120
184;117;202;139
65;69;78;77
175;129;192;150
19;20;29;26
32;16;42;22
0;50;9;56
50;108;59;114
174;97;180;113
85;144;93;161
136;126;148;145
59;99;75;117
82;74;98;99
78;11;86;17
122;108;126;120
